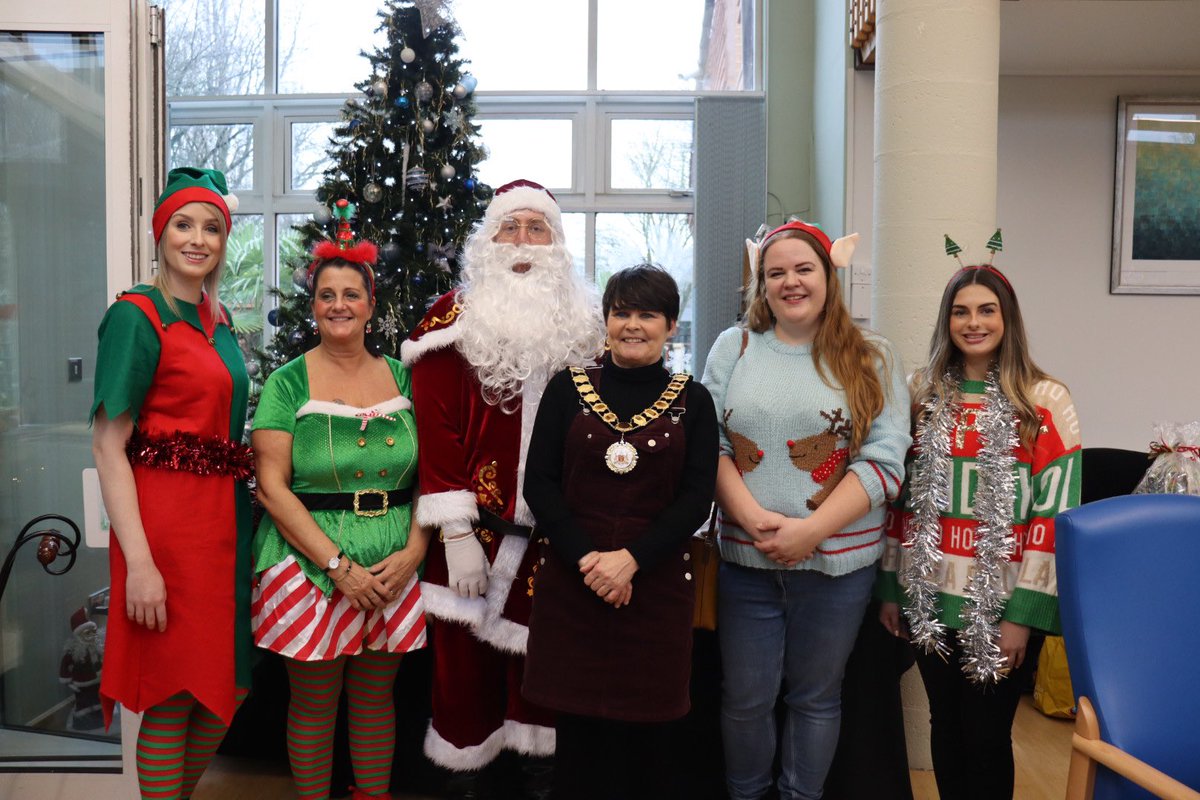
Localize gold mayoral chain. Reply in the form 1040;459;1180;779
569;367;690;475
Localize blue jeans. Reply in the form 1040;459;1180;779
719;561;877;800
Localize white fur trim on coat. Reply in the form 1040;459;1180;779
400;323;459;367
424;721;505;771
420;580;486;628
473;534;530;654
416;489;479;528
503;719;556;757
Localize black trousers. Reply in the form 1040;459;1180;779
914;638;1034;800
552;712;680;800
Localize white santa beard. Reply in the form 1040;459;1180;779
456;242;604;407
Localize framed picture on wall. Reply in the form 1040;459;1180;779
1111;96;1200;294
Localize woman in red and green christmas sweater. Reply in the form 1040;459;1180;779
91;168;253;800
877;257;1081;800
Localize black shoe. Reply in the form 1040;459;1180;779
518;755;554;800
444;769;493;800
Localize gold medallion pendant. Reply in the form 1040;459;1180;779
570;367;690;476
605;439;639;474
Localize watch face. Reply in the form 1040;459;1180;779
328;556;340;570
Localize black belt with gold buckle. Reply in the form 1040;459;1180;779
477;505;534;538
295;487;413;517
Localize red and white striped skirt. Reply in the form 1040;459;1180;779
252;556;427;660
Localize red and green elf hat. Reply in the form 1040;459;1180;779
307;199;378;298
152;167;239;243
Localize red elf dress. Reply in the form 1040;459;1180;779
90;285;253;728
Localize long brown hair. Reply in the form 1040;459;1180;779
912;266;1051;449
744;228;888;454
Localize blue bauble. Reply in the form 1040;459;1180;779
413;272;426;287
415;242;425;253
464;178;477;190
461;75;478;93
288;329;307;347
267;308;279;326
394;96;410;108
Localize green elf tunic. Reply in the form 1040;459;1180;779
250;355;426;660
91;285;252;728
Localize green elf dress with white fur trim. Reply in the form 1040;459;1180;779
250;354;427;660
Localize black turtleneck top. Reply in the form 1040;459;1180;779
523;355;719;569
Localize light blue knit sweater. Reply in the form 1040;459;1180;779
701;326;912;576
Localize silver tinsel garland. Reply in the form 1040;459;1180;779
902;368;1019;683
958;368;1019;684
901;371;956;659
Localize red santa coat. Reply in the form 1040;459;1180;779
401;291;545;654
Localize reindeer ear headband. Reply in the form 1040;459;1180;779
746;219;860;279
307;199;379;298
944;229;1012;291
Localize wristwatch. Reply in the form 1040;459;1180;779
325;550;345;573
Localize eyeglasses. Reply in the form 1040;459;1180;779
496;216;553;243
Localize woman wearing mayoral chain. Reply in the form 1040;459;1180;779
523;264;718;800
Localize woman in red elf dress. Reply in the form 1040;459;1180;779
91;167;254;800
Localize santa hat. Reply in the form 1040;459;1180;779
759;219;859;269
69;608;96;635
152;167;238;243
484;179;562;235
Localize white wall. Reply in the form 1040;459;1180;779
996;75;1200;450
849;73;1200;450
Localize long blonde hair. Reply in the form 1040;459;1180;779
744;228;888;454
912;266;1051;450
153;201;229;325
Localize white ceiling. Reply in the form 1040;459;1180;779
1000;0;1200;75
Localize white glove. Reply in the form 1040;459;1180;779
443;526;489;598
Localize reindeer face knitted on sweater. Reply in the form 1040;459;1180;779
788;408;852;510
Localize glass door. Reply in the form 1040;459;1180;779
0;0;159;788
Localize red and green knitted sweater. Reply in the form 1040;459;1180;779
876;377;1082;635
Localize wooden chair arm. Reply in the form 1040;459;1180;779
1067;697;1200;800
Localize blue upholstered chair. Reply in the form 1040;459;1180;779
1056;494;1200;800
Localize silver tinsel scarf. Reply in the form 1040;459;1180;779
900;371;956;659
902;368;1019;683
958;368;1019;684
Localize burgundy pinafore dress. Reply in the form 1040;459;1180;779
524;367;696;722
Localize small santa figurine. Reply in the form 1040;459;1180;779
60;607;104;732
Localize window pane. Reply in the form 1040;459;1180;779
561;212;586;277
277;0;388;93
610;119;694;190
291;121;337;190
597;0;706;91
596;213;695;373
220;215;264;363
456;0;586;90
475;119;573;191
168;123;254;191
163;0;265;96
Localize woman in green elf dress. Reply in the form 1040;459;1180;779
251;203;429;800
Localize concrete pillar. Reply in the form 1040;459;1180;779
872;0;1001;371
871;0;1003;771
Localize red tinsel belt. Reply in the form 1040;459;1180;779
126;429;255;481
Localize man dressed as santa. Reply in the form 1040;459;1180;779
402;179;605;796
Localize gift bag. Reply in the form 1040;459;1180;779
1134;422;1200;496
1033;635;1076;719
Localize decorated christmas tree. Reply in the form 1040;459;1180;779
255;0;491;383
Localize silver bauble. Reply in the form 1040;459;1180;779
400;47;416;64
362;182;383;203
415;81;434;102
439;164;456;180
